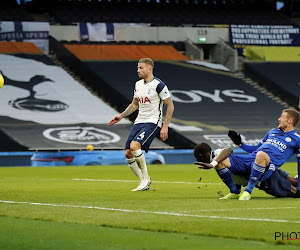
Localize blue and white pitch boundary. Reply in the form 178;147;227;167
0;200;299;224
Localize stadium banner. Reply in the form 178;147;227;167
229;25;300;54
0;123;168;150
79;23;114;42
0;54;130;125
0;21;49;54
0;53;169;150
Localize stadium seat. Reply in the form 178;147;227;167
174;41;186;52
19;0;297;26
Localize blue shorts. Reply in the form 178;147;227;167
229;154;290;197
229;154;275;182
125;123;160;152
259;169;291;198
232;169;292;198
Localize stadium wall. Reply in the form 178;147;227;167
243;46;300;61
0;149;296;167
50;25;229;44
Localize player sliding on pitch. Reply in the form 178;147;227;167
108;58;174;191
193;142;298;198
194;109;300;200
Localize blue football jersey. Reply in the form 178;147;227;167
251;128;300;168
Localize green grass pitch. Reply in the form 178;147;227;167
0;163;299;249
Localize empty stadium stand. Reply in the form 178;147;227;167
64;44;187;60
22;0;296;26
244;62;300;110
61;40;187;54
51;38;287;149
50;37;195;149
0;0;33;21
0;41;171;151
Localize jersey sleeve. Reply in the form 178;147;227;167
261;130;271;143
240;130;270;153
213;148;224;159
156;82;171;101
240;143;261;153
133;84;137;99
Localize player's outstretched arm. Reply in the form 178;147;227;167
228;130;242;146
108;115;122;126
228;130;261;153
214;147;233;163
160;97;174;141
194;161;214;169
108;98;139;126
194;147;233;169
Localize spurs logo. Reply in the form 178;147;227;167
43;127;120;144
1;71;69;112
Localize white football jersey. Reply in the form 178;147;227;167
212;148;225;160
134;77;170;127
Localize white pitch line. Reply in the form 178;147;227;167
181;206;299;213
72;179;298;212
0;200;299;224
73;178;223;185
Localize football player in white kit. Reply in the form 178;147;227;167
108;58;174;191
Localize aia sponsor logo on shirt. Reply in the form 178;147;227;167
138;96;151;104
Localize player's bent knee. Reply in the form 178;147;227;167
255;151;270;165
130;141;141;152
125;149;134;159
256;151;269;159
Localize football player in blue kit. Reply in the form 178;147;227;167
108;58;174;191
193;142;298;199
194;109;300;200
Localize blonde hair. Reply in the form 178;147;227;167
138;58;154;68
283;108;300;126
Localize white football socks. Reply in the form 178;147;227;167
132;149;149;179
127;157;142;181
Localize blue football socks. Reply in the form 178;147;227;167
216;168;240;194
245;163;265;194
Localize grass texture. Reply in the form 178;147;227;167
0;163;299;249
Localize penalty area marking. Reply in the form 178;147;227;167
73;178;223;185
0;200;299;224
